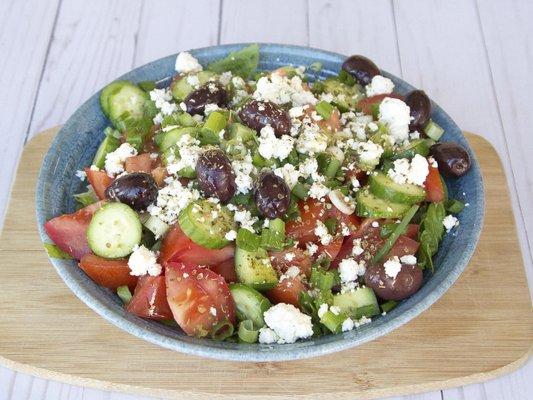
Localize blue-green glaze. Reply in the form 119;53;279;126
36;44;484;361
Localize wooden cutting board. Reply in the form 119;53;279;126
0;128;531;399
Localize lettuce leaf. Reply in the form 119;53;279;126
43;243;73;260
417;202;446;271
207;44;259;79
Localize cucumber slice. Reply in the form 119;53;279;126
356;189;411;218
235;247;278;291
92;135;121;168
393;138;435;159
369;172;426;205
100;81;129;118
160;127;199;151
142;215;169;238
178;200;236;249
170;71;217;101
424;120;444;141
229;283;271;328
107;82;149;128
87;203;142;258
333;287;380;319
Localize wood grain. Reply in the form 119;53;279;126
0;129;530;400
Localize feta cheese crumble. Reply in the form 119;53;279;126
232;154;256;195
258;327;279;344
443;215;459;232
75;170;86;181
400;254;417;265
128;245;162;277
338;258;366;283
387;154;429;186
314;220;332;245
234;209;258;232
165;134;202;174
147;178;200;224
104;143;137;176
175;51;203;73
279;266;300;282
379;97;411;143
365;75;394;97
254;74;317;106
384;256;402;279
262;303;313;344
274;163;300;189
258;125;295;161
224;230;237;241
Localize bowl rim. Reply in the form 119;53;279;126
36;42;485;362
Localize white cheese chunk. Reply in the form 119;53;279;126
262;303;313;344
175;51;203;73
128;245;162;277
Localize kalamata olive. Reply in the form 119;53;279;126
342;55;380;86
195;148;236;203
104;172;158;212
253;171;290;218
184;83;228;115
364;263;423;301
430;142;471;178
405;90;431;131
238;100;291;137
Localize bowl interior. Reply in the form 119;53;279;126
36;43;484;361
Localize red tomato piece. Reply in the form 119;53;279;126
209;258;238;283
78;253;137;290
357;93;404;115
269;247;312;278
266;277;307;308
286;199;327;243
315;235;344;261
387;235;420;259
331;221;383;269
424;166;445;203
44;201;103;260
125;153;153;173
126;275;173;320
405;224;419;240
327;206;361;235
159;225;234;267
85;168;113;200
151;166;168;187
165;263;236;337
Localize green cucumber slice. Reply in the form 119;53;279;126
87;203;142;258
229;283;271;328
159;127;199;151
178;200;236;249
107;82;149;128
369;172;426;205
234;247;278;291
393;138;435;160
100;81;129;118
142;215;169;238
424;120;444;141
92;135;121;168
170;71;217;101
332;287;380;319
356;189;411;218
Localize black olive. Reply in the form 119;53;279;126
253;171;290;219
195;148;236;203
405;90;431;132
364;263;423;301
238;100;291;137
430;142;471;178
104;172;158;212
184;83;228;115
342;55;380;86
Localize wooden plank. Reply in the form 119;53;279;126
0;129;530;399
134;0;221;66
0;0;59;227
219;0;308;45
308;0;401;75
28;0;143;137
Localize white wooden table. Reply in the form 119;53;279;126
1;0;531;399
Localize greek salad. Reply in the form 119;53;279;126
44;44;472;344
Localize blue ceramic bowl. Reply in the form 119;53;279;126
36;44;484;362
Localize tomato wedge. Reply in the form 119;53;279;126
269;247;312;278
388;235;420;259
126;275;173;320
159;225;234;267
85;168;113;200
424;166;445;203
208;258;238;283
44;201;103;260
315;235;344;261
266;277;307;308
125;153;153;173
357;93;404;115
286;199;327;243
78;253;137;290
165;263;236;337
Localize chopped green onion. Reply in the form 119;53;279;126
238;320;259;343
320;310;347;334
138;80;156;92
43;243;73;260
316;101;334;120
74;189;98;209
117;285;133;304
338;69;357;86
211;319;235;341
104;126;122;139
424;120;444;141
236;228;261;252
299;291;318;316
310;268;337;291
372;204;420;264
381;300;397;313
380;222;405;239
292;182;310;200
204;111;228;133
370;103;380;119
324;217;337;235
445;199;465;214
325;158;342;179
